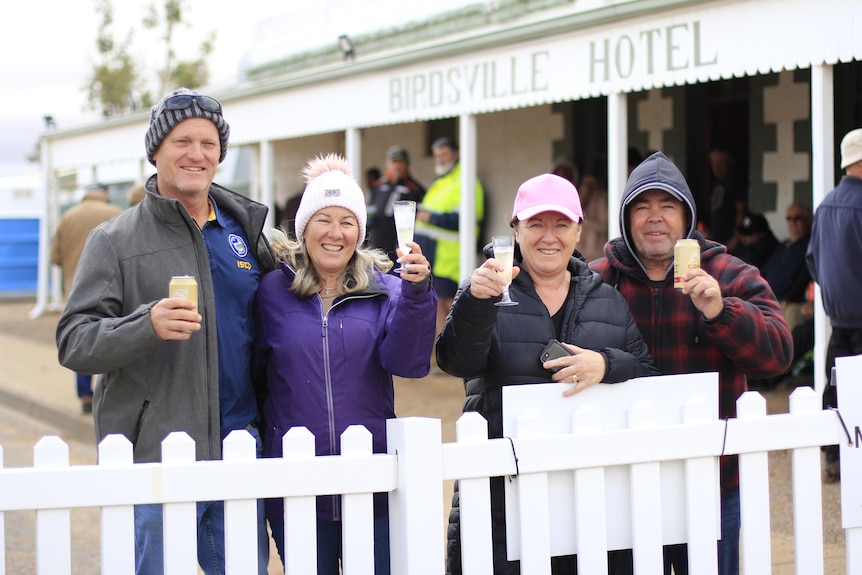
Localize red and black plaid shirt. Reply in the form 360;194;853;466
591;233;792;491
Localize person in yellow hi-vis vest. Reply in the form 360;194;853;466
415;137;485;334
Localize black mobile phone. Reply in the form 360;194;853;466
539;339;573;372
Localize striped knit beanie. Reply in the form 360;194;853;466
294;155;367;243
145;88;230;166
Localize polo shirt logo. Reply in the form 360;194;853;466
229;234;249;257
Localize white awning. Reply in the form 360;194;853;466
46;0;861;167
225;0;860;144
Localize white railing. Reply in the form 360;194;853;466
1;375;860;574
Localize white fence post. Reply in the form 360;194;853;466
34;436;71;575
789;387;826;574
161;432;198;575
736;392;772;575
387;417;445;575
455;411;494;575
627;399;663;572
512;409;552;575
340;425;376;575
282;427;318;574
223;429;260;574
572;404;608;573
682;396;719;575
98;434;136;575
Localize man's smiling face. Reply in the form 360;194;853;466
628;189;687;269
153;118;220;199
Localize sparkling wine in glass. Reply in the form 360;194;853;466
492;235;518;306
392;200;416;273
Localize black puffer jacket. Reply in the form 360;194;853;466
437;255;656;438
437;254;656;574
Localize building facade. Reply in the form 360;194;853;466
38;0;862;391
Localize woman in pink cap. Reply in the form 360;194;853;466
437;173;656;575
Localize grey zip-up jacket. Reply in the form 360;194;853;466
57;175;276;463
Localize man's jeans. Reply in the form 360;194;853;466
76;372;93;398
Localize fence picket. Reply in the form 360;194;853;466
512;409;552;575
340;425;375;575
223;430;261;574
568;403;609;572
387;417;445;575
683;396;720;575
454;412;494;575
282;426;318;575
737;392;773;575
628;400;664;573
34;436;71;575
98;435;135;575
789;387;826;574
161;432;198;575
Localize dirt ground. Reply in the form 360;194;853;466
0;300;847;573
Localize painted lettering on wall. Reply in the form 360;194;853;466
590;20;717;82
390;51;549;113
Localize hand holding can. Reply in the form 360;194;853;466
169;275;198;311
674;239;700;291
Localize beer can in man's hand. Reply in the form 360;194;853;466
169;275;198;310
674;239;700;291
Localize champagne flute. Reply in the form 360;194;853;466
392;200;416;273
492;235;518;306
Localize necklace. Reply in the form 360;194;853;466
321;286;336;295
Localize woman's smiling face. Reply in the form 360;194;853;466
514;211;580;278
304;206;360;278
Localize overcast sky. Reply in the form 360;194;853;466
0;0;476;178
0;0;287;177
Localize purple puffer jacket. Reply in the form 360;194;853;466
253;261;437;521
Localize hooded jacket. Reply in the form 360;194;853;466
56;175;276;463
591;151;793;493
253;261;437;521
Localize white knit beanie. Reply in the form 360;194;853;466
294;164;367;243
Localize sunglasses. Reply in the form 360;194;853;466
153;94;222;119
786;215;806;222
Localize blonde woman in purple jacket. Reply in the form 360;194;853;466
252;154;437;575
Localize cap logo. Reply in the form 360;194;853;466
324;188;341;197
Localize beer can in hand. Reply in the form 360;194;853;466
169;275;198;311
674;239;700;291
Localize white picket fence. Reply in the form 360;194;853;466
0;377;860;574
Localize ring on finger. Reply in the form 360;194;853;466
571;374;578;384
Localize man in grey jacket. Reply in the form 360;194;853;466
56;89;276;574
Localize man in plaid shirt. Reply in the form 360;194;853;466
591;151;792;575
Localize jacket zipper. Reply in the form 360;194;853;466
319;292;379;521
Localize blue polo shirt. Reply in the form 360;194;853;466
202;197;262;439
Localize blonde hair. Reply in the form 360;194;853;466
269;228;393;298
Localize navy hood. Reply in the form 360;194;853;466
619;151;697;259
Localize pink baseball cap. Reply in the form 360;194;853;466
512;173;584;222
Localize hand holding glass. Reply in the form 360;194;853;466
492;235;518;306
392;200;416;273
